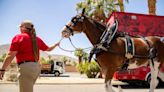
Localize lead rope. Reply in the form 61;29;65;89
58;37;92;53
58;37;74;53
68;37;78;49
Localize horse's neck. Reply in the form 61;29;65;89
83;19;104;45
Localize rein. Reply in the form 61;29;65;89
58;37;92;53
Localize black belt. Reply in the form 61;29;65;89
18;60;37;65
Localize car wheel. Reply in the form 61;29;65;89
54;71;60;76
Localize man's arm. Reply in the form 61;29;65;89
46;42;60;51
0;51;17;80
1;51;17;70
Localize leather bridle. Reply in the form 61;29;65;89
63;15;85;36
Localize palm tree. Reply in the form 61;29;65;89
76;0;119;23
148;0;156;15
60;56;68;64
76;0;130;22
118;0;124;12
40;57;46;64
74;48;86;63
118;0;129;12
48;55;52;60
82;52;89;62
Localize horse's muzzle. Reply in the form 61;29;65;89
62;31;71;38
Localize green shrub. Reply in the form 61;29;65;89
0;58;3;62
6;72;18;82
4;63;18;82
77;61;100;78
77;62;89;74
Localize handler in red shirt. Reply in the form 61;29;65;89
0;20;60;92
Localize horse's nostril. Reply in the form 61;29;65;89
61;32;70;38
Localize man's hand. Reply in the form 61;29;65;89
46;42;60;51
55;42;60;47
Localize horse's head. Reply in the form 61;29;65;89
62;9;87;38
61;8;106;45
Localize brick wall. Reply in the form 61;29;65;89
65;65;78;72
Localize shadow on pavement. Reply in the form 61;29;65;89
113;82;164;89
40;74;70;77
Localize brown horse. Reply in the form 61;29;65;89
61;12;164;92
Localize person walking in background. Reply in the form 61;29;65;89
0;20;60;92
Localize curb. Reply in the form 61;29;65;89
0;82;105;85
0;78;105;85
0;79;127;85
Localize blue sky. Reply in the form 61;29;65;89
0;0;164;58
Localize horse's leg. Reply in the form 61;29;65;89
105;79;115;92
105;68;117;92
105;77;123;92
149;60;160;92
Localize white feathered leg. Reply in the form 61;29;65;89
149;61;160;92
117;85;123;92
105;80;115;92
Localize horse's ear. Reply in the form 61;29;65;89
82;8;85;15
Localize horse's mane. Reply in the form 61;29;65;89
89;18;106;32
89;18;130;37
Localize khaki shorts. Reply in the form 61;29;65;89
18;62;40;92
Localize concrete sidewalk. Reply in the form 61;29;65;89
0;72;126;85
0;77;126;85
36;77;105;85
0;77;104;85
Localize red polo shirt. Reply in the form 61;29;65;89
9;33;49;63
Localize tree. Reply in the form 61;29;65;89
60;56;68;64
118;0;124;12
76;0;119;23
148;0;156;15
40;57;47;64
74;48;86;63
48;55;52;60
82;52;89;62
118;0;129;12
